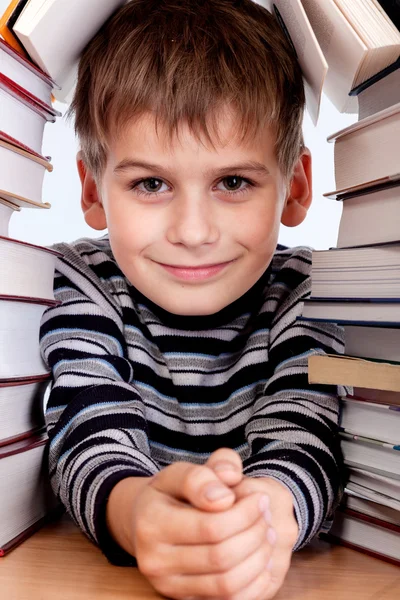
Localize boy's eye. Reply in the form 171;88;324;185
140;178;167;193
217;176;247;192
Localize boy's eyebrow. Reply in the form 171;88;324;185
113;159;270;177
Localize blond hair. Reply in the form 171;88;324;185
69;0;305;180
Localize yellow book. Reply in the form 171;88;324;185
0;0;29;57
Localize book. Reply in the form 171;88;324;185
0;72;58;155
340;397;400;446
343;491;400;525
301;299;400;325
0;296;58;379
0;431;62;557
0;138;52;208
328;103;400;191
377;0;400;30
309;244;400;299
0;38;56;107
0;236;60;300
0;0;29;56
326;507;400;565
308;354;400;392
264;1;328;124
11;0;127;103
340;433;400;479
346;466;400;503
357;65;400;120
344;325;400;362
0;197;20;237
0;376;49;446
335;181;400;248
350;387;400;406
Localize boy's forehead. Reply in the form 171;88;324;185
108;108;278;164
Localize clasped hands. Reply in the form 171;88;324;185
131;448;299;600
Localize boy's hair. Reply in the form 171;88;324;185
69;0;305;181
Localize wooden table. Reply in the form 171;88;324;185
1;513;399;600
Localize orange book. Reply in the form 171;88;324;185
0;0;29;57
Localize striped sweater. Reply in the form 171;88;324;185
39;235;345;566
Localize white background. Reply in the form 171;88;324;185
2;0;357;249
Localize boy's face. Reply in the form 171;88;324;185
79;109;311;316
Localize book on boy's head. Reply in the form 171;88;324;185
0;296;59;380
328;103;400;191
10;0;127;103
333;181;400;248
263;0;328;124
0;431;63;557
0;138;52;208
339;397;400;446
0;376;50;446
309;244;400;299
325;507;400;566
308;354;400;393
377;0;400;30
0;197;20;237
0;38;56;108
0;236;60;300
0;0;29;56
275;0;400;114
344;325;400;363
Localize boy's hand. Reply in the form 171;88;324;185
208;452;299;600
131;455;273;599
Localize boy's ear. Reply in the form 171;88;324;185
281;148;312;228
76;151;107;231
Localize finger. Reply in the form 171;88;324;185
204;447;243;487
161;514;269;576
149;490;269;545
153;539;271;599
150;461;235;512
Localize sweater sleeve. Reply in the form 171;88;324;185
40;248;160;566
242;249;346;551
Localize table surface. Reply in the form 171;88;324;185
1;513;400;600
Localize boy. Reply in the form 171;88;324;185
39;1;345;598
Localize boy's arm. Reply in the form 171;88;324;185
40;250;160;566
243;249;346;550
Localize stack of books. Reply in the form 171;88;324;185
0;2;63;557
279;0;400;567
0;0;127;557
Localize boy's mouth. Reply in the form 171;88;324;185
156;260;236;281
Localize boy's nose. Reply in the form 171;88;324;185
166;196;220;248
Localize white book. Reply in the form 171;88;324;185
0;198;20;237
0;236;60;300
340;397;400;446
12;0;127;102
263;0;327;124
0;38;55;107
0;432;60;557
300;0;400;113
347;466;400;503
328;102;400;191
0;297;57;379
0;139;52;208
0;377;49;444
0;74;57;155
344;325;400;363
336;183;400;248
